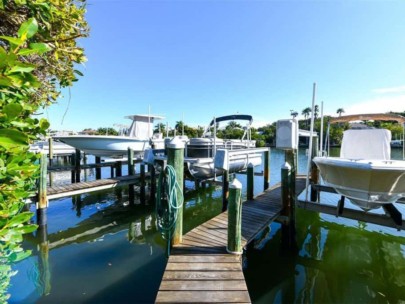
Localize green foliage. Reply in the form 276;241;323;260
0;1;88;302
96;127;118;136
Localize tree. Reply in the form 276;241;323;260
154;123;166;135
336;108;345;116
302;107;311;128
0;1;88;301
175;121;184;135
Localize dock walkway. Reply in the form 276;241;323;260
47;174;147;200
156;177;307;303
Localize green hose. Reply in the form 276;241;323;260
156;165;184;256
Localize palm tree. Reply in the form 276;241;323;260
302;107;311;128
336;108;345;117
175;121;184;135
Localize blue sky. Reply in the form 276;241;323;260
43;0;405;132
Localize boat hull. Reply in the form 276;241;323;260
56;135;150;158
186;153;262;180
313;157;405;210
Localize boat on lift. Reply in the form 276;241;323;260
313;113;405;211
56;114;164;158
185;114;262;180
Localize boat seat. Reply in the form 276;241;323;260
340;128;391;160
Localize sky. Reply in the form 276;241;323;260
42;0;405;132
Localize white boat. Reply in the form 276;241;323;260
56;114;164;158
313;113;405;211
29;140;76;156
185;114;261;180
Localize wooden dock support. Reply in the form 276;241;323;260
149;165;156;204
263;149;270;190
310;136;319;201
281;162;297;251
247;163;254;200
167;137;185;246
140;163;146;204
37;153;48;225
222;170;229;212
95;156;101;179
74;149;81;183
127;148;135;204
227;178;243;254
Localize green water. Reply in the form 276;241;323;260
8;148;405;303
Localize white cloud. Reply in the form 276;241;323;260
345;95;405;115
372;85;405;94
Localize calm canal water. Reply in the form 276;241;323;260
9;148;405;303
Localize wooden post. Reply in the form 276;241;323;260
128;148;135;175
263;148;270;191
140;163;146;204
281;162;297;251
222;170;229;212
74;149;81;183
167;137;185;246
37;153;48;226
48;137;53;163
227;178;243;255
127;148;135;205
149;165;156;204
70;152;75;183
247;163;254;200
116;161;122;177
95;156;101;179
310;136;319;202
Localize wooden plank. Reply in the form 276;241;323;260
168;255;240;263
160;280;247;291
162;270;245;281
155;291;251;303
165;262;241;271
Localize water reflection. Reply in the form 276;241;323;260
244;208;405;303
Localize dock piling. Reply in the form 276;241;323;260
222;170;229;211
167;137;185;246
227;178;243;255
263;149;270;190
95;156;101;179
310;136;319;201
247;163;254;200
128;148;135;204
37;153;48;225
140;163;146;204
281;161;297;251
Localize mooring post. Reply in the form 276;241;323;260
149;165;156;204
37;153;48;226
227;178;243;255
70;152;75;183
222;170;229;212
116;161;122;177
247;162;254;200
95;156;101;180
310;136;319;202
167;137;185;246
140;163;146;204
263;148;270;191
48;138;54;187
128;148;135;204
74;149;81;183
281;162;297;251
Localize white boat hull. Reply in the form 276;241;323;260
56;135;150;158
186;153;262;180
314;157;405;210
30;141;76;156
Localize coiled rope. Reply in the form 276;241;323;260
156;165;184;256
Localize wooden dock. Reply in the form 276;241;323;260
155;177;307;303
47;174;146;200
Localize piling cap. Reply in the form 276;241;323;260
167;136;185;149
230;178;242;189
282;162;291;170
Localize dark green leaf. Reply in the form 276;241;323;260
74;69;84;76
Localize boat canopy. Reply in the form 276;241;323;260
125;114;165;139
330;113;405;124
207;114;253;128
341;129;391;160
